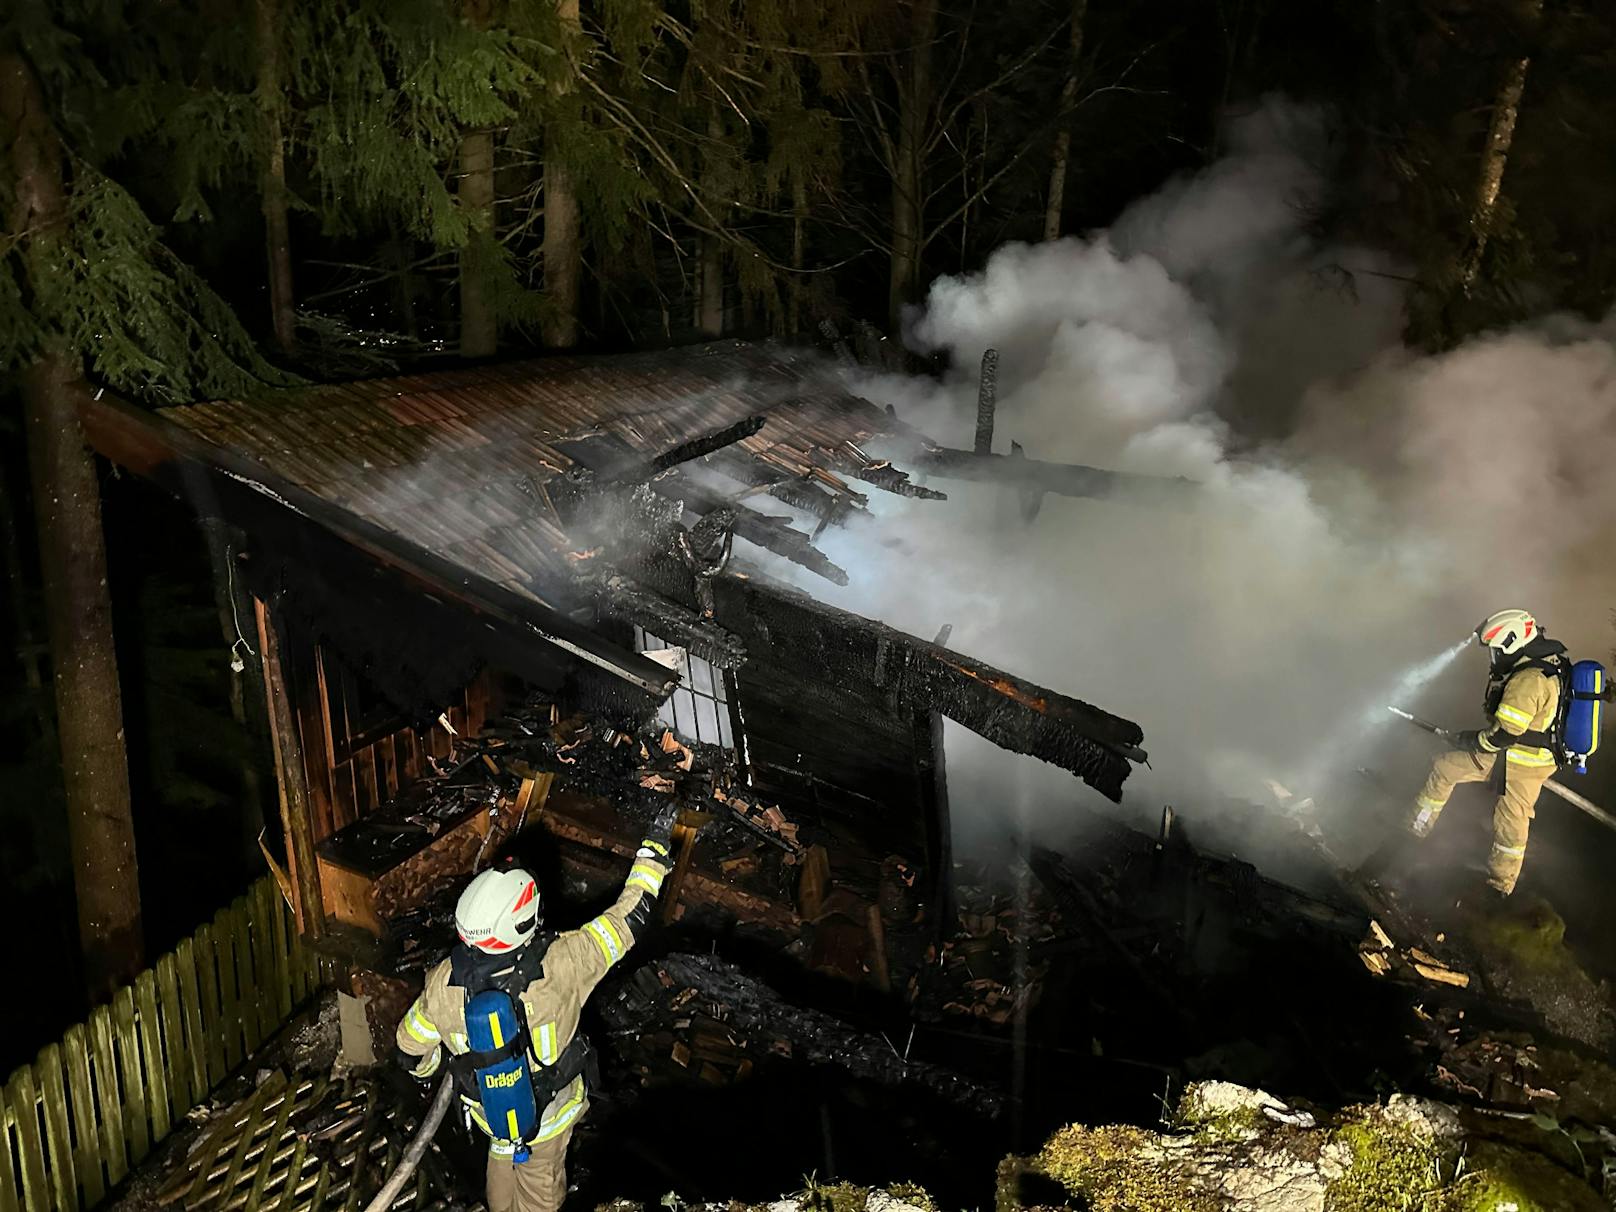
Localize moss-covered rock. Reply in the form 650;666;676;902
1007;1084;1604;1212
622;1086;1604;1212
1323;1112;1450;1210
1034;1122;1224;1211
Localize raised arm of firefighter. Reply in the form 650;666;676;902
391;804;677;1083
545;802;676;996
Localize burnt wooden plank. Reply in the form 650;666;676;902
302;649;342;840
314;648;354;833
257;598;328;940
377;735;399;800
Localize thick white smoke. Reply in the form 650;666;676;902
769;98;1616;857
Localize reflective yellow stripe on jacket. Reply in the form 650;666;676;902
1494;703;1534;730
584;915;625;966
477;1076;586;1153
402;1002;440;1045
1506;745;1556;768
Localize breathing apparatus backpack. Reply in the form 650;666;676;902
1555;660;1605;774
464;989;540;1143
1497;648;1607;774
446;939;596;1160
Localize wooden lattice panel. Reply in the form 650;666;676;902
158;1075;442;1212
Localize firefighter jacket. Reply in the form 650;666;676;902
394;845;670;1153
1480;662;1561;771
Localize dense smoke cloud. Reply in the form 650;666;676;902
766;98;1616;856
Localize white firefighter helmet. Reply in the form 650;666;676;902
1476;609;1538;656
455;867;541;953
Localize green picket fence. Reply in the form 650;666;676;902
0;876;323;1212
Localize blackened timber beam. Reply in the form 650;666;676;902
557;430;852;584
661;470;848;584
910;445;1198;504
811;446;947;501
256;595;326;938
712;574;1145;801
592;574;748;669
596;415;768;486
709;448;867;520
77;392;678;698
914;709;955;936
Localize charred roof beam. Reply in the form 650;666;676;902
908;444;1197;505
811;443;947;501
594;415;768;486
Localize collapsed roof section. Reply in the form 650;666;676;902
81;339;1149;799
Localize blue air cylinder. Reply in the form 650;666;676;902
1563;660;1605;774
465;990;538;1144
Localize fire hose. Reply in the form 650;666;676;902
1388;706;1616;834
362;1073;455;1212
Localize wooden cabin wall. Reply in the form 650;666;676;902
734;658;931;848
275;620;501;845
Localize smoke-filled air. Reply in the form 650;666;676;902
757;99;1616;854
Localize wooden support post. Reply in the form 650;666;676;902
914;710;954;937
798;845;830;922
255;596;326;939
659;814;703;925
974;348;998;455
866;903;892;994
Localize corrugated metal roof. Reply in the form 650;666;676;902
160;341;917;598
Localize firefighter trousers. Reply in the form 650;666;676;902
1410;748;1552;895
485;1122;578;1212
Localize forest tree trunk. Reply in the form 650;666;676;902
458;0;497;358
458;126;497;357
1458;0;1543;293
3;51;144;999
1042;0;1087;242
788;170;807;336
888;0;936;333
540;0;583;348
256;0;296;355
697;104;725;338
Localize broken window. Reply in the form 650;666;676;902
634;626;737;750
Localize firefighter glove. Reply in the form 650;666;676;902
393;1045;433;1082
1455;729;1483;751
640;802;678;857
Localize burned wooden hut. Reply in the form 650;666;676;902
79;339;1148;1040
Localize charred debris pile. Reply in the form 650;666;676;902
278;683;1616;1208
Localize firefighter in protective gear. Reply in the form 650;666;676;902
395;806;676;1212
1408;610;1565;896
